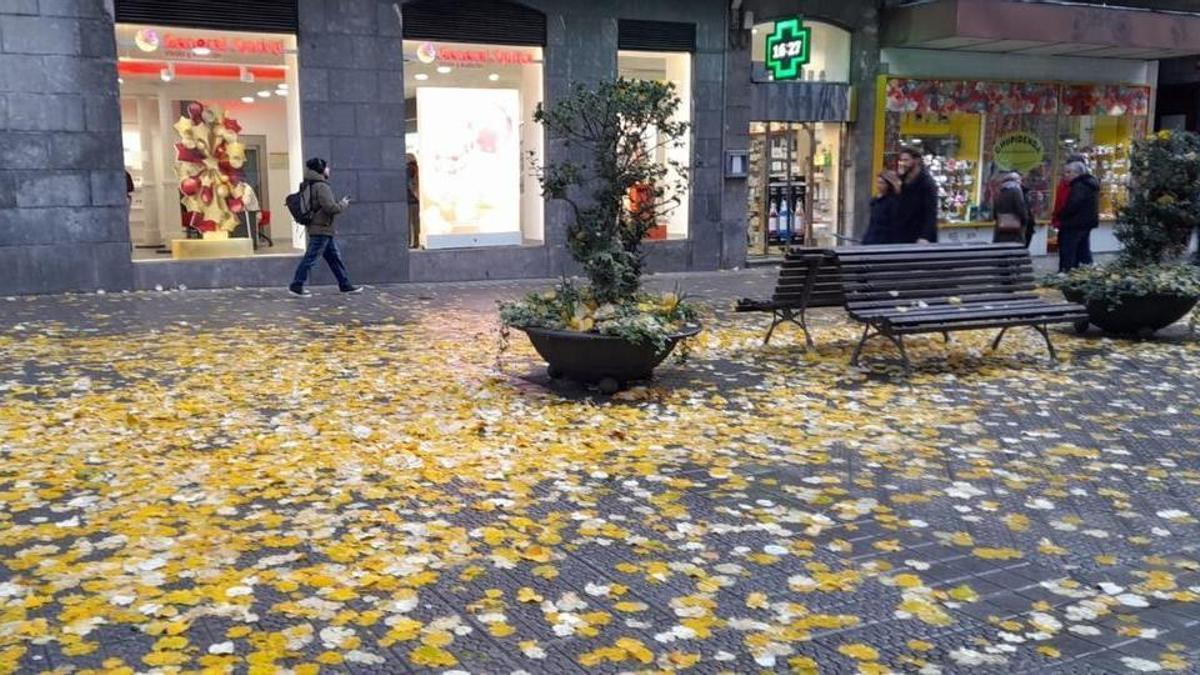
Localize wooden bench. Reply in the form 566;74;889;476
735;249;842;347
831;243;1087;372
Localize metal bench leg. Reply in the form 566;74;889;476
891;334;912;375
991;327;1009;351
795;308;814;349
764;311;786;345
1035;324;1058;363
942;331;951;343
850;325;874;366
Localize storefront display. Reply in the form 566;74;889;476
877;77;1150;231
116;24;302;260
747;121;842;255
417;87;522;248
617;50;692;240
404;39;544;249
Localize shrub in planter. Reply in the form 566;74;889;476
499;78;699;389
1046;129;1200;334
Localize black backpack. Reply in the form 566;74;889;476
285;181;317;226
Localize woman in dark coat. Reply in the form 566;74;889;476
863;170;902;245
992;171;1031;244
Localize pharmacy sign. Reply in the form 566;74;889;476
765;17;811;81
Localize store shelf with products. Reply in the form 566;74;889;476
746;122;845;255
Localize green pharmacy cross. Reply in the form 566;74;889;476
765;17;812;81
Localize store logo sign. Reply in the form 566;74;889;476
134;28;160;52
765;17;811;81
994;132;1045;172
416;42;438;64
416;42;534;67
167;34;284;56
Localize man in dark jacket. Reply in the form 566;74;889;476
896;146;939;243
289;157;362;296
1056;161;1100;272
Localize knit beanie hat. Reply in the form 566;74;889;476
305;157;328;173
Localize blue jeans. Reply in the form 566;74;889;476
291;235;352;290
1057;227;1093;273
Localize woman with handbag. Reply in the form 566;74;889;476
992;171;1030;245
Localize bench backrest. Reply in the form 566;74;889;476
833;243;1035;304
772;249;843;308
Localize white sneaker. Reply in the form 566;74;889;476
288;286;312;297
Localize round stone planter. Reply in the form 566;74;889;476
1065;290;1198;336
516;325;701;393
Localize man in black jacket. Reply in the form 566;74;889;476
1056;161;1100;272
896;146;939;243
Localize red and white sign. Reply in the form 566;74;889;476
161;33;285;56
417;42;534;67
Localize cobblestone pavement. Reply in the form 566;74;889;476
1;266;1199;674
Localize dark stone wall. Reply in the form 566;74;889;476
407;0;732;282
0;0;746;293
294;0;410;288
0;0;131;294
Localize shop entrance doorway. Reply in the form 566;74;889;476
747;121;845;258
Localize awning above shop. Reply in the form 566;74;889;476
884;0;1200;60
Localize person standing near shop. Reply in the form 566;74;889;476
288;157;362;296
1051;153;1087;231
992;171;1031;245
406;154;421;248
863;170;902;245
896;146;939;243
1056;161;1100;272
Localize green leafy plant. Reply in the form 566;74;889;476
1045;129;1200;305
499;78;697;347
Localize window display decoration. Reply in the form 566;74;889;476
885;79;1059;115
1061;85;1150;117
173;102;249;235
885;79;1149;118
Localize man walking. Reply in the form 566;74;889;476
896;146;939;243
289;157;362;296
1055;160;1100;272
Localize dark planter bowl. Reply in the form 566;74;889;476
1064;290;1197;336
516;324;702;392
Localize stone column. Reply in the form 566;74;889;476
296;0;410;285
0;0;131;294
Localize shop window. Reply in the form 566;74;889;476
617;50;693;240
404;39;544;249
1059;116;1136;220
746;122;843;255
879;78;1150;226
751;18;850;83
116;24;302;261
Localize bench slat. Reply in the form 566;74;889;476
844;283;1038;302
889;312;1089;334
849;298;1057;321
836;264;1032;280
881;304;1087;326
846;292;1041;311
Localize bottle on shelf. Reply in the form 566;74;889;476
767;198;779;237
778;196;791;240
